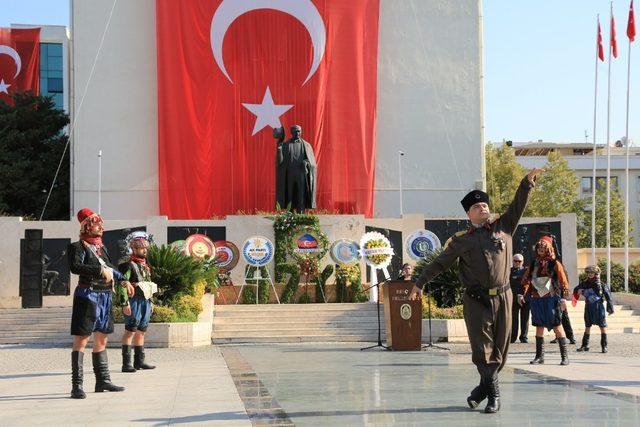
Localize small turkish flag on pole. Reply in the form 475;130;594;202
628;0;636;42
611;14;619;58
598;19;605;61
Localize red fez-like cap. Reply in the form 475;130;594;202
77;208;95;223
539;235;553;245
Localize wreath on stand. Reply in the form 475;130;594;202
360;232;394;301
269;211;332;303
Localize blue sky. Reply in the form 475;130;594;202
2;0;639;146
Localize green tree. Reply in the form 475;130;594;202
486;144;631;249
524;150;585;218
0;93;70;219
580;179;633;248
485;143;526;213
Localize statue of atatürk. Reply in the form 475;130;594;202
275;125;317;212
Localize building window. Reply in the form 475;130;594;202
39;43;64;109
581;177;593;195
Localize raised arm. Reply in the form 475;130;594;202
499;169;543;235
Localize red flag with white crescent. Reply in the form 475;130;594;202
156;0;380;219
598;19;605;61
611;14;619;58
628;0;636;42
0;28;40;103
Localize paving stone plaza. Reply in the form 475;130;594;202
2;336;639;426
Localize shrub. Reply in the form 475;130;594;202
150;305;177;323
315;264;334;302
147;245;207;303
427;305;464;319
171;294;202;323
335;263;366;302
280;263;301;303
298;292;312;304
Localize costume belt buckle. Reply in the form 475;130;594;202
488;288;498;296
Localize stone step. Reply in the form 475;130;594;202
0;336;71;345
213;323;382;332
212;328;384;338
213;335;383;344
0;330;72;338
0;324;71;333
214;303;375;311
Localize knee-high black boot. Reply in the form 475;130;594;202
530;337;545;364
466;377;488;409
70;351;86;399
121;345;136;373
484;376;500;414
93;351;125;392
558;337;569;365
601;333;608;353
134;345;155;370
577;333;590;351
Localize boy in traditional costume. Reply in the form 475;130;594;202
119;231;157;372
573;265;614;353
68;208;133;399
519;235;570;366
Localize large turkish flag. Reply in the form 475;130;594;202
156;0;379;219
0;28;40;103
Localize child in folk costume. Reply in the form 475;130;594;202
519;235;570;366
573;265;614;353
119;231;157;372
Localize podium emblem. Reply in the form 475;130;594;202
400;303;412;320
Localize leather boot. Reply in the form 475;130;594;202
559;337;570;365
121;345;136;373
134;345;155;370
577;333;590;352
601;333;608;353
530;336;545;364
93;351;125;392
70;351;86;399
466;377;487;409
484;376;500;414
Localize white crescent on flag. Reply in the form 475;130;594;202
210;0;326;85
0;44;22;78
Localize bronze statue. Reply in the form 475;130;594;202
275;125;317;212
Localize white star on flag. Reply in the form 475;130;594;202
0;79;10;94
242;87;293;136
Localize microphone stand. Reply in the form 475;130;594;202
421;281;449;351
360;278;392;351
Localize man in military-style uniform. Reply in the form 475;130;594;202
410;168;544;414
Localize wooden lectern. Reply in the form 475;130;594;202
382;281;422;351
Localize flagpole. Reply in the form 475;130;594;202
624;36;631;293
592;15;601;265
624;0;635;293
606;2;613;287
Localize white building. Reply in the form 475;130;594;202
513;141;640;243
68;0;484;220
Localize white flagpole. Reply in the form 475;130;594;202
98;149;102;214
606;3;613;287
624;3;634;293
592;15;601;265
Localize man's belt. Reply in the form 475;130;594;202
77;281;112;291
467;283;511;297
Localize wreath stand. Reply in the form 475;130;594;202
235;266;280;304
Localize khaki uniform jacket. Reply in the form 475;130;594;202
416;177;534;290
